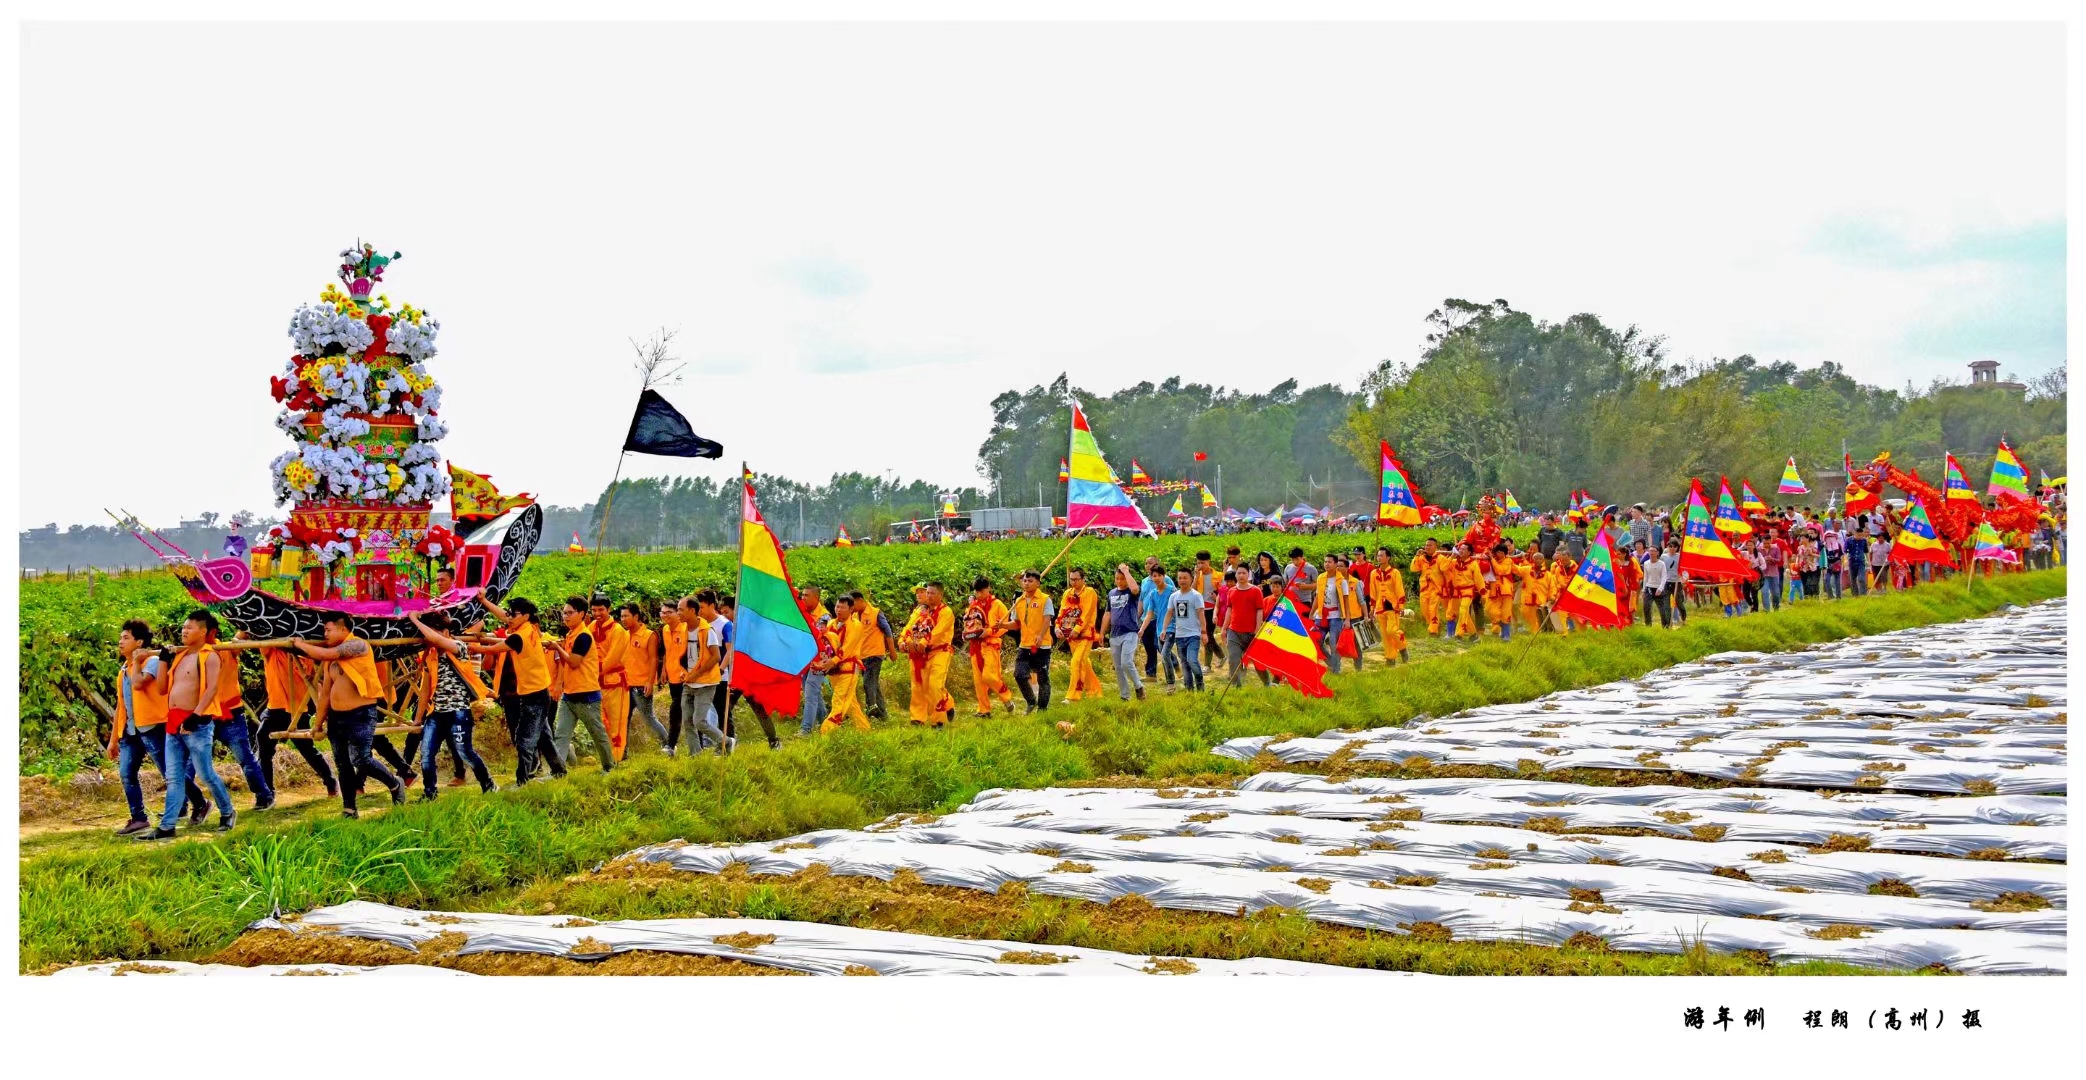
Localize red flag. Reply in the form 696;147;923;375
1193;451;1208;462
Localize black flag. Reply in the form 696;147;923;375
622;389;723;458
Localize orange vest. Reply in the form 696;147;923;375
262;648;311;711
661;620;690;683
337;637;386;700
1012;591;1054;649
686;616;723;685
506;621;553;696
560;624;601;694
416;646;494;721
591;617;629;690
855;601;887;659
172;648;230;718
1058;585;1099;641
121;652;171;730
624;624;658;688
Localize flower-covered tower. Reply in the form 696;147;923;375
263;243;453;604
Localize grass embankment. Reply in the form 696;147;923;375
19;569;2065;973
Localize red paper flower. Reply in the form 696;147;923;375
415;525;463;558
270;376;292;402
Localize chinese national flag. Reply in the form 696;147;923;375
1193;451;1208;461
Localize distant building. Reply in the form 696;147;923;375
1968;360;2026;393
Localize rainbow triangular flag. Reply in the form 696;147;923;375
1680;479;1757;581
1944;452;1979;502
1972;521;2017;564
1552;525;1625;629
1241;592;1334;698
1066;404;1155;534
1377;441;1423;526
1778;457;1808;495
1712;476;1753;535
1057;458;1070;483
1503;489;1521;513
1739;480;1769;513
567;531;586;554
1167;494;1186;518
1129;459;1152;485
1890;497;1955;567
733;472;819;716
1200;483;1218;508
835;525;854;548
1988;438;2032;502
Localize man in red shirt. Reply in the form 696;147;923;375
1217;565;1270;688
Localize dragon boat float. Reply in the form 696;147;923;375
124;244;541;662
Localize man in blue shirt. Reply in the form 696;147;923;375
1108;564;1147;701
1137;560;1176;686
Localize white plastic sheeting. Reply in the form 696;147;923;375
178;902;1399;976
630;775;2067;974
53;961;470;978
1213;601;2069;795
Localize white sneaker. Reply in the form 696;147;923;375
721;737;737;756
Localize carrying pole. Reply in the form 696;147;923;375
586;452;629;599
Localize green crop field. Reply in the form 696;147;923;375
16;567;2064;974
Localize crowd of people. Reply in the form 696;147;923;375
101;494;2062;838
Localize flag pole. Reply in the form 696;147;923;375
585;450;628;599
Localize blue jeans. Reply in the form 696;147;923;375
1171;637;1205;690
1786;575;1805;602
420;709;494;793
1848;562;1868;596
1759;574;1782;610
118;727;202;823
158;720;235;829
1322;617;1362;671
799;670;828;735
214;714;272;803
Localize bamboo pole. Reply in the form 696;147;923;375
212;635;429;651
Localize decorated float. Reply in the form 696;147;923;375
128;244;543;663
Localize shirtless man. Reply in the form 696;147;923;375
138;610;238;839
296;611;407;817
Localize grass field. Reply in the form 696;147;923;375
17;568;2066;974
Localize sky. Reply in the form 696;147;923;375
17;20;2066;528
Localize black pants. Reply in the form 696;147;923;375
256;707;337;793
1013;647;1052;710
719;685;777;746
1140;620;1162;677
329;705;401;812
504;689;562;784
860;656;888;719
666;679;684;745
1643;588;1671;628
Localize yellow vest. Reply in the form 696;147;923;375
561;624;601;694
625;625;658;688
504;621;553;696
417;646;494;721
856;601;887;658
336;636;386;699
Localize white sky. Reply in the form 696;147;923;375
17;19;2066;527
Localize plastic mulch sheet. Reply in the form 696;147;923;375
1213;600;2068;796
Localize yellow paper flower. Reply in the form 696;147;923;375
386;463;406;493
284;462;317;491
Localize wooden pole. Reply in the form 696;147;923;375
586;451;629;599
212;635;430;651
1037;524;1091;584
